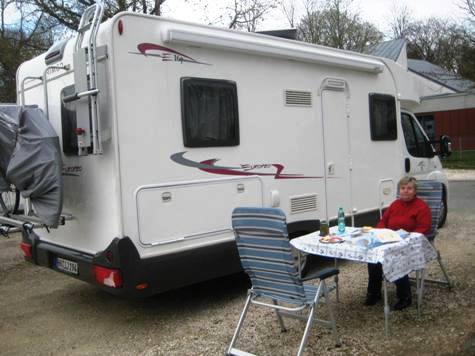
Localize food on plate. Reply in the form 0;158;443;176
362;226;373;233
319;236;344;243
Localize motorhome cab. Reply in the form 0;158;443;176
7;4;450;296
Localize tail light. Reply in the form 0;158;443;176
20;242;32;258
93;265;123;288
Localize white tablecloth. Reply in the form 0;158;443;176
290;230;437;282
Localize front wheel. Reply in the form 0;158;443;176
438;195;447;228
0;186;20;215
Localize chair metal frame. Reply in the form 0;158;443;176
228;207;340;356
412;180;453;289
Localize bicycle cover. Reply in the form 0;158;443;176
0;105;63;227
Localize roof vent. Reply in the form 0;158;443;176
45;40;68;65
326;79;346;90
290;194;318;214
285;90;312;107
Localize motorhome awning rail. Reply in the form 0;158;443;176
163;28;384;73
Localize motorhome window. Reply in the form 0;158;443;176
401;113;434;158
368;94;397;140
181;77;239;147
60;85;78;155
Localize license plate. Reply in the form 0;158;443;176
55;257;78;275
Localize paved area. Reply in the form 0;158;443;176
445;169;475;181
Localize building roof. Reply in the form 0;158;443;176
257;29;298;40
368;38;406;61
408;59;475;93
369;38;475;93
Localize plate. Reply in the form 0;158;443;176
319;236;344;244
348;229;362;237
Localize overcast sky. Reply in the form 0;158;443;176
3;0;469;36
162;0;469;35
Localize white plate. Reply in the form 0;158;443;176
55;257;78;275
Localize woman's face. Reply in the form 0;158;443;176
399;183;417;202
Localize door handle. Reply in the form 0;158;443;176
404;158;410;173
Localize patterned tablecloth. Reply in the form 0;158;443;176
290;229;438;282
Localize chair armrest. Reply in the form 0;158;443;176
301;267;339;281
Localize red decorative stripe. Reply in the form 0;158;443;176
137;43;195;61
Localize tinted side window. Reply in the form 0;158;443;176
401;113;417;156
402;113;434;158
181;77;239;147
60;85;78;156
416;114;435;141
369;93;397;141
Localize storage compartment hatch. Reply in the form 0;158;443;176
136;177;263;245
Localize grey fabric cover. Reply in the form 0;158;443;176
0;105;63;227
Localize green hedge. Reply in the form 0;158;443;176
442;151;475;170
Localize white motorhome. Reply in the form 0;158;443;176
11;4;451;296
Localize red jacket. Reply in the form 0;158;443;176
376;197;432;235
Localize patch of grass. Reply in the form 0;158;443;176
442;150;475;169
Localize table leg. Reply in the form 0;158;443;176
334;258;340;303
383;279;389;337
416;270;420;317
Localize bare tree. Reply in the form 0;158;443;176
404;18;468;72
388;4;413;39
226;0;277;31
185;0;276;32
29;0;168;31
281;0;297;28
462;0;475;18
461;0;475;46
298;0;382;51
0;0;53;102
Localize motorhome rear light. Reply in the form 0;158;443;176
118;19;123;35
93;265;123;288
135;283;148;290
20;242;32;258
75;128;85;135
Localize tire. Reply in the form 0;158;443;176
0;186;20;215
438;194;447;229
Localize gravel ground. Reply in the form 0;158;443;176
0;172;474;355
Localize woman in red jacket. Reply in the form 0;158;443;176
365;176;432;311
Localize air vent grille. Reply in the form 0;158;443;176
326;79;346;90
285;90;312;107
290;194;318;214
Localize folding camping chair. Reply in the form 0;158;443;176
415;180;453;289
227;207;341;356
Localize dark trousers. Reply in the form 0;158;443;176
367;263;411;300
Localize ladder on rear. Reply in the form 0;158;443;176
63;2;105;156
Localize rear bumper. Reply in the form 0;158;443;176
21;233;243;297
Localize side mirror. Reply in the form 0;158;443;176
439;135;452;158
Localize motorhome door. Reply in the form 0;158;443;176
401;111;438;178
320;80;351;219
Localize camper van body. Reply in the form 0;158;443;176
16;12;448;296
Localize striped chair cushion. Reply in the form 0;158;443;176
232;207;308;305
416;180;443;240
